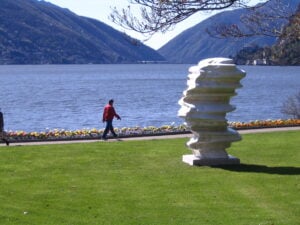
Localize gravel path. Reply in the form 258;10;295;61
1;127;300;147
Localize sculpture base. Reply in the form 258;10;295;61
182;154;240;166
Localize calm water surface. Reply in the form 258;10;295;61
0;64;299;132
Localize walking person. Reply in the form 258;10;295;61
102;99;121;140
0;109;9;146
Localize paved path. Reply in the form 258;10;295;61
1;126;300;147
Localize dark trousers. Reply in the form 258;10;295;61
0;131;9;146
102;120;117;138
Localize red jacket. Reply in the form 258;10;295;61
102;104;120;121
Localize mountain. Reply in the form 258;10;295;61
0;0;165;64
158;0;300;64
232;4;300;66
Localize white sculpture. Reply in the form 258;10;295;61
178;58;246;166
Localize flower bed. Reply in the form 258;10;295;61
228;119;300;129
4;119;300;143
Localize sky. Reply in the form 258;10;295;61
45;0;263;50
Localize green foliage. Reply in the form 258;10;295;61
232;45;266;65
270;7;300;65
0;131;299;225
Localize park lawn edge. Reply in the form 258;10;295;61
0;131;299;225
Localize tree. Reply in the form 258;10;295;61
281;92;300;119
271;4;300;65
232;3;300;65
110;0;265;36
207;0;298;38
110;0;299;65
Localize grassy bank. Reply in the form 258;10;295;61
0;131;299;225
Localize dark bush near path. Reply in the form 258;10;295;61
281;92;300;119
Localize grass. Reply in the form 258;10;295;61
0;131;299;225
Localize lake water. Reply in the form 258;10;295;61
0;64;299;132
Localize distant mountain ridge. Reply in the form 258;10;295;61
158;0;300;64
0;0;165;64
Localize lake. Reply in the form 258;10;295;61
0;64;299;132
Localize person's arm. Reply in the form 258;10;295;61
102;107;106;122
115;113;121;120
112;107;121;120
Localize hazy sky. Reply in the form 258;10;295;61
45;0;263;50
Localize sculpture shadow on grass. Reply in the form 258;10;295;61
213;164;300;175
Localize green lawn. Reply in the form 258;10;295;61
0;131;299;225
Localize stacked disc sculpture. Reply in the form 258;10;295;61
178;58;246;166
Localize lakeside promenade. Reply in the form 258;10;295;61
1;126;300;147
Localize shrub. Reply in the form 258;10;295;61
281;92;300;119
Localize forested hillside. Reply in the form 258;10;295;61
0;0;165;64
158;0;299;64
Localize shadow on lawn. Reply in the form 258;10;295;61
214;164;300;175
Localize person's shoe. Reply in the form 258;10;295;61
113;134;118;138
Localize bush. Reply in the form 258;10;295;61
281;92;300;119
